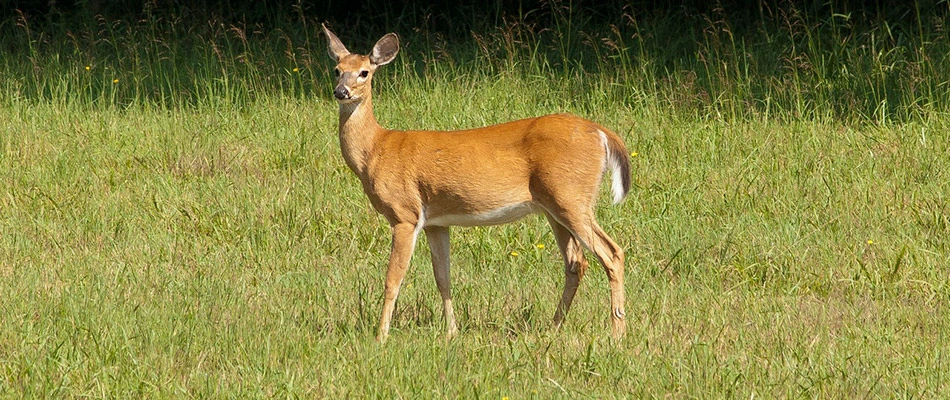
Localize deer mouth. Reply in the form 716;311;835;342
333;86;351;100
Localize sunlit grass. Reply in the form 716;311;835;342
2;2;949;397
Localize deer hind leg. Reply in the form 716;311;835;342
554;211;626;339
424;226;458;339
546;214;590;328
377;222;422;343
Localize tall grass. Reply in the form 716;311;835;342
4;1;950;121
1;1;949;397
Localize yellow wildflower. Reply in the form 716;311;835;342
630;151;639;157
292;67;299;72
536;243;545;249
509;251;519;257
112;78;119;84
84;65;91;71
867;240;874;245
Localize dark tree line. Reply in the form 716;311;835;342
3;0;945;35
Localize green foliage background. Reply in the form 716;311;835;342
1;1;948;397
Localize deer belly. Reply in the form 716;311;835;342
425;202;539;227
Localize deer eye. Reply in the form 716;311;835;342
333;68;341;77
359;70;369;78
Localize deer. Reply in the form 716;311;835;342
321;24;632;342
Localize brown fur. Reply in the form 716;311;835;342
322;24;631;342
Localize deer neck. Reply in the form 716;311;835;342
337;95;384;177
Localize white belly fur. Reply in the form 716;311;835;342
425;202;540;227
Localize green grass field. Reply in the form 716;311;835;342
2;2;949;397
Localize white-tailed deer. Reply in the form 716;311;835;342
322;24;631;342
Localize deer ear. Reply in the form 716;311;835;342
370;33;399;66
322;23;350;62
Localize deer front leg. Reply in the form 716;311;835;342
377;222;420;342
424;226;458;339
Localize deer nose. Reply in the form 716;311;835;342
334;86;350;100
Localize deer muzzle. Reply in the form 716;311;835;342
334;86;350;100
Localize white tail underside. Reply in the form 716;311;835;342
599;130;625;205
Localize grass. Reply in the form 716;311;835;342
2;1;950;397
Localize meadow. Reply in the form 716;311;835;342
1;1;949;397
